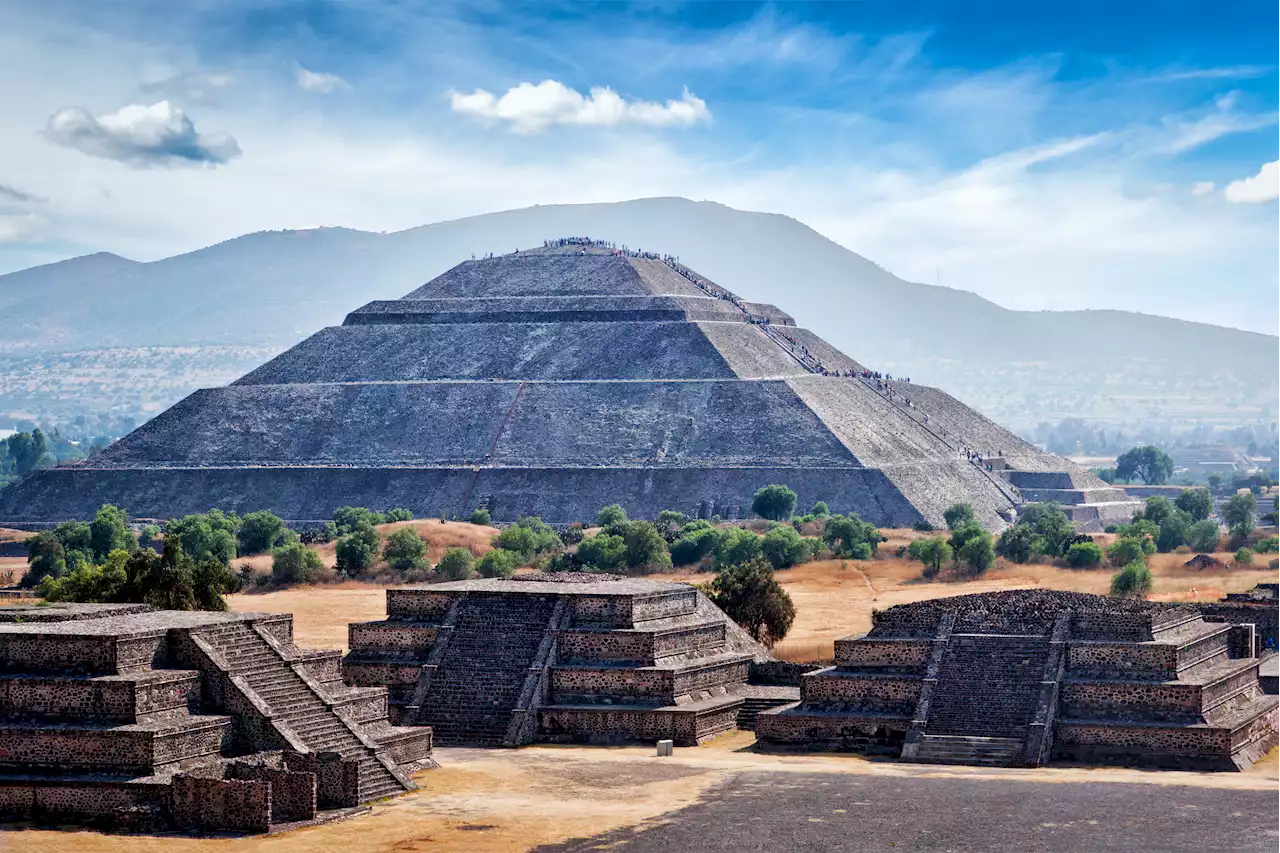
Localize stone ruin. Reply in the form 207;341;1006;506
341;575;793;746
0;602;432;832
756;589;1278;770
0;241;1139;531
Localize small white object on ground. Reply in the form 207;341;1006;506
656;739;674;757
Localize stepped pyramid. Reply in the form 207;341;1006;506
0;241;1138;528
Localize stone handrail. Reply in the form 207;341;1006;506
900;612;956;760
407;595;465;723
1022;612;1070;767
503;597;572;746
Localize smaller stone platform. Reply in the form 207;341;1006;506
342;574;775;747
756;590;1278;771
0;602;433;833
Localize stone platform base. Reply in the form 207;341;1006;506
754;706;908;755
0;776;172;831
538;696;743;746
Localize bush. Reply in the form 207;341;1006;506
335;523;380;575
435;547;475;581
384;508;414;523
1235;547;1254;566
1065;541;1104;568
1155;511;1192;553
995;525;1035;564
382;528;428;571
957;531;996;575
165;511;239;567
822;513;880;559
238;510;287;555
24;531;68;587
1223;492;1257;540
714;528;763;568
907;536;952;578
1107;536;1148;568
670;526;722;567
1013;503;1075;557
809;501;830;518
476;548;522;578
469;508;493;526
41;536;236;611
271;543;325;585
943;503;975;531
1110;560;1153;598
596;504;629;531
655;510;688;541
576;533;628;571
90;504;135;561
912;518;936;532
761;526;815;569
493;517;561;561
1135;496;1174;526
751;484;797;521
1252;536;1278;554
559;522;585;545
332;506;386;536
138;524;161;551
705;556;795;647
1187;520;1222;553
1174;488;1214;522
622;521;671;569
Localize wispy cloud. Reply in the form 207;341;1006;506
42;101;242;167
0;212;47;244
449;81;710;133
1146;92;1277;155
295;65;349;94
0;182;48;203
1148;65;1273;83
140;71;234;105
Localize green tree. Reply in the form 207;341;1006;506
138;524;161;551
670;525;723;566
1014;503;1075;557
89;504;134;561
1222;492;1257;541
1;428;54;475
655;510;688;541
943;502;976;531
761;525;815;569
272;542;325;584
1234;547;1254;566
1253;536;1279;554
596;504;629;531
1110;560;1153;598
436;547;476;580
1174;488;1213;522
622;521;671;569
469;508;493;526
1107;536;1148;567
1065;541;1104;568
476;548;521;578
706;556;796;647
751;485;797;521
238;510;287;555
906;536;953;578
1155;510;1192;553
714;528;763;567
947;521;986;558
1115;445;1174;485
165;511;239;566
335;523;380;575
1135;496;1174;527
957;530;996;575
995;524;1035;564
1187;520;1222;553
332;506;386;536
809;501;830;518
382;528;428;571
822;513;880;559
384;508;414;522
24;531;68;587
576;533;628;571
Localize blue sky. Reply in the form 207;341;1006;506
0;0;1276;331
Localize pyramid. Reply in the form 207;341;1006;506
0;241;1139;528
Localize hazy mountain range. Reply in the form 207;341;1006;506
2;198;1276;430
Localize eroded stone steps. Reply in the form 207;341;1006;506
916;734;1022;766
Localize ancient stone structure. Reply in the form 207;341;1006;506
0;602;432;832
341;574;788;746
1200;583;1278;658
0;241;1137;530
756;589;1278;771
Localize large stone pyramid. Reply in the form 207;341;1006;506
0;241;1137;528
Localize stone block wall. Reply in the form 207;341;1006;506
834;639;931;672
170;774;272;834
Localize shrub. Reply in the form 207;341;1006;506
1110;561;1153;598
596;504;629;531
1252;536;1278;554
335;523;380;575
24;531;67;587
271;543;325;585
751;484;797;521
435;547;475;581
1223;492;1257;540
559;522;585;545
761;526;815;569
1174;488;1213;522
1235;547;1254;566
655;510;688;541
1135;496;1173;526
822;513;880;559
1065;541;1104;568
1103;524;1119;534
90;504;135;561
495;517;561;560
384;508;414;523
1107;536;1147;568
670;526;722;567
165;511;239;567
41;536;236;612
943;502;975;531
1155;511;1192;553
705;556;795;647
1187;520;1222;553
809;501;830;518
714;528;763;568
622;521;671;569
1013;503;1075;557
238;510;287;555
382;528;428;571
906;536;952;578
476;548;522;578
469;508;493;526
332;506;386;536
913;519;936;532
995;525;1035;564
576;533;627;571
957;531;996;575
138;524;161;551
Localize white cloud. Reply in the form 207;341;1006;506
1148;65;1273;82
140;71;234;104
0;212;47;243
295;65;349;94
1224;160;1279;204
1191;181;1215;196
42;101;241;167
449;80;710;133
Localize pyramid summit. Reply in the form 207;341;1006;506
0;238;1138;528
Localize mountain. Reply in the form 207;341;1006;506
1;198;1275;427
